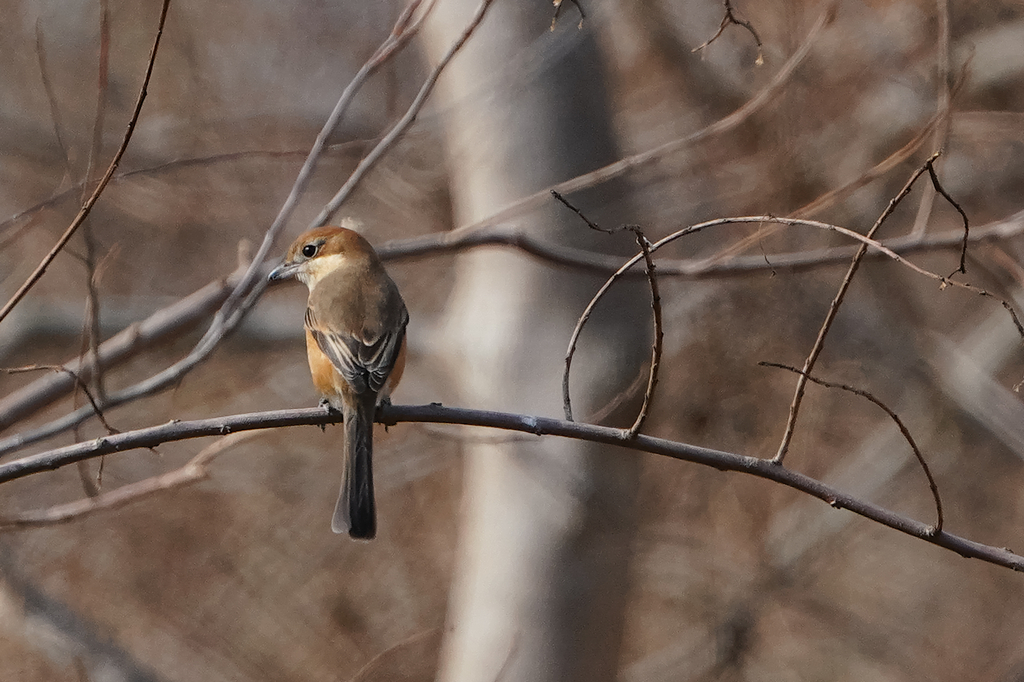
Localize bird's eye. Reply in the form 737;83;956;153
301;243;318;258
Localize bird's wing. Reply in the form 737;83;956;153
306;306;407;395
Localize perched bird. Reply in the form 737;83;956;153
269;226;408;539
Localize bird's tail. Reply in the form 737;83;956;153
333;393;376;539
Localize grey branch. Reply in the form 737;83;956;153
0;403;1021;573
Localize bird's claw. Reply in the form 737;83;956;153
318;398;341;431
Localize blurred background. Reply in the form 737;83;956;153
2;0;1024;680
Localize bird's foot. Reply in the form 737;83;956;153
318;398;340;431
377;396;393;431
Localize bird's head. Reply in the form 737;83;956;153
268;226;378;290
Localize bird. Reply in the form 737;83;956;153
268;225;408;539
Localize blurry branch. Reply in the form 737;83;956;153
310;0;494;227
78;0;114;483
910;0;954;238
34;21;73;185
0;140;374;248
707;114;941;266
1;403;1021;572
773;153;973;464
75;0;112;427
711;63;968;267
693;0;765;66
351;628;442;682
760;362;943;532
0;432;258;532
381;0;836;263
552;191;663;436
0;262;256;446
83;0;111;196
0;0;171;326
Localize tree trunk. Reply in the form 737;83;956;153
420;4;650;681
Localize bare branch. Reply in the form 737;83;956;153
552;191;663;436
773;153;970;464
0;404;1020;573
0;432;259;532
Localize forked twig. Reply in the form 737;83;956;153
693;0;764;66
760;361;943;532
0;0;171;326
552;191;663;437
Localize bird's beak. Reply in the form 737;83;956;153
268;262;299;282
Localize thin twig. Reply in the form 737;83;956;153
926;160;970;275
627;231;663;437
1;403;1021;572
3;365;117;436
693;0;764;66
773;152;965;464
760;361;944;532
551;191;663;436
0;0;171;326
